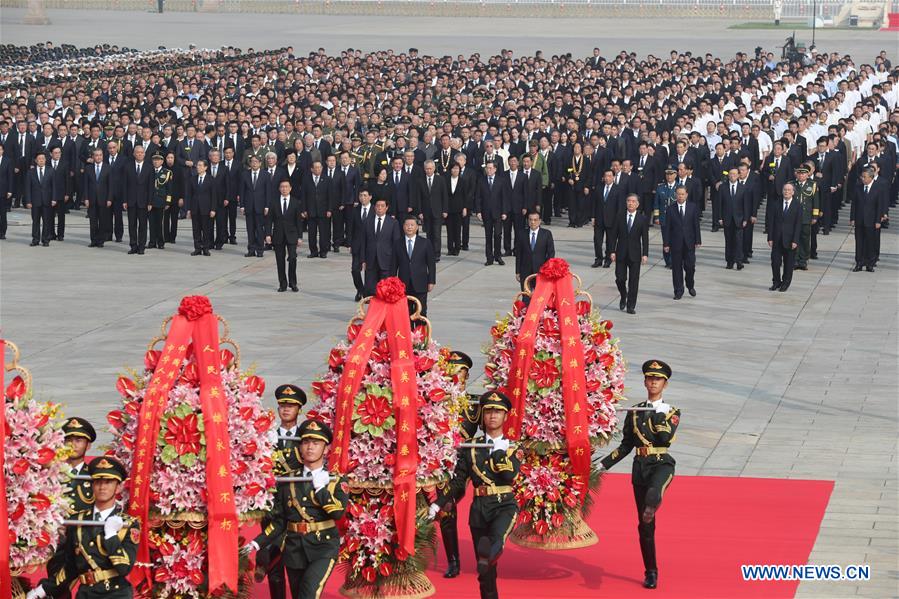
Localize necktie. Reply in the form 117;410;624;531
20;134;24;156
394;172;399;185
38;168;43;182
199;175;204;185
428;176;432;190
488;176;493;188
530;230;536;250
96;164;101;180
283;197;288;213
252;171;257;186
188;140;193;149
511;172;516;186
211;165;216;177
640;156;645;168
53;160;57;170
270;168;275;177
604;186;609;200
628;213;633;231
94;511;103;522
731;184;736;196
362;207;368;220
314;176;319;186
775;158;780;169
136;163;141;176
680;204;684;218
110;156;115;165
783;201;788;213
329;169;333;178
343;167;348;175
376;217;382;234
407;238;413;258
864;185;869;195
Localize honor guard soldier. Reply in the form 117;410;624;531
793;165;819;270
600;360;680;590
357;132;382;183
244;420;347;599
63;417;97;513
433;391;520;599
29;457;140;599
148;152;172;250
257;384;308;599
437;351;481;579
653;168;679;267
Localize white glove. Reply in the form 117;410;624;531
654;401;670;415
492;438;510;453
311;469;330;491
240;541;259;556
27;587;47;599
103;515;124;540
427;503;441;520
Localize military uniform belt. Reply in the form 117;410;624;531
636;447;668;457
473;485;514;497
288;520;336;534
78;568;119;586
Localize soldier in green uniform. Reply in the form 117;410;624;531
256;384;308;599
357;132;382;184
792;165;819;270
437;351;481;578
63;417;96;513
600;360;680;590
434;391;520;599
148;152;172;250
242;134;267;170
244;419;347;599
653;168;679;268
29;457;140;599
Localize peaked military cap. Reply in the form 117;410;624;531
298;419;332;444
63;417;97;442
448;351;473;369
480;390;511;412
88;456;128;481
275;384;307;406
642;359;672;380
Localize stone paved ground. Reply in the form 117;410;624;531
1;9;897;597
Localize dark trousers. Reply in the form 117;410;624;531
810;221;819;258
770;242;796;286
439;506;460;565
246;211;265;254
462;212;471;248
818;188;832;229
484;217;503;262
424;214;443;258
408;291;428;317
363;260;392;296
615;259;642;310
31;203;52;243
765;193;781;233
265;546;287;599
110;200;124;241
446;212;462;254
542;186;555;222
593;224;615;261
332;205;348;247
723;222;744;265
711;188;722;226
0;193;8;237
88;206;109;245
670;246;696;294
191;213;213;250
351;254;364;295
51;199;65;238
470;503;516;599
830;188;841;225
855;225;877;268
214;207;229;247
742;220;755;257
633;461;675;573
307;216;330;256
127;206;148;250
163;204;178;242
797;224;811;265
148;207;164;247
284;558;337;599
226;201;238;241
274;242;298;288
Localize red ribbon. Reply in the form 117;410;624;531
503;259;593;480
332;278;419;556
127;297;239;594
0;340;10;599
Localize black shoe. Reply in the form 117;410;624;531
643;570;658;589
191;250;202;256
256;252;264;257
128;248;137;254
866;266;874;272
619;298;626;311
57;237;63;242
138;249;145;255
41;241;49;247
485;260;493;266
264;243;273;250
158;244;165;250
504;250;513;257
673;292;683;300
244;252;255;257
822;230;829;235
88;242;96;247
214;244;223;250
688;288;696;297
769;283;780;291
354;292;363;301
203;250;210;256
736;263;744;270
778;283;789;292
726;263;733;269
229;238;237;245
444;559;460;579
744;258;750;263
0;235;5;240
333;247;340;253
148;243;157;249
308;253;318;259
496;258;505;266
277;287;286;293
476;537;492;577
461;245;469;251
810;254;818;260
290;285;299;292
115;238;123;243
627;308;636;315
96;243;104;248
711;226;720;232
30;241;39;246
796;264;807;270
602;260;611;268
435;256;441;262
592;259;601;268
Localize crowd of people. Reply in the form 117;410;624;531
0;41;895;312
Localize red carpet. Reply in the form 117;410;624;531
253;473;833;598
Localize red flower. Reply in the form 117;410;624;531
329;348;345;369
242;440;258;456
538;257;570;280
163;413;202;456
599;353;615;370
5;375;26;400
593;330;610;345
517;510;533;524
602;388;614;401
584;347;598;364
189;569;205;585
124;400;140;417
179;362;199;386
576;300;591;316
144;350;161;371
36;529;52;547
541;316;560;338
107;410;125;431
534;520;549;535
9;503;24;521
177;295;213;321
362;566;377;583
244;482;264;497
585;378;601;393
414;355;435;372
157;540;175;557
512;300;527;316
601;319;613;330
220;349;235;369
563;493;580;508
378;562;393;577
232;461;247;475
530;358;559;389
375;277;407;304
12;459;29;476
37;447;56;465
30;493;51;511
394;544;410;561
311;380;335;399
34;412;49;429
154;569;170;582
245;375;265;395
347;323;361;342
357;394;391;428
551;512;565;528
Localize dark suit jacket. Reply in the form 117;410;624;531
351;204;375;256
361;214;401;273
505;170;528;213
768;156;793;198
48;160;71;204
476;175;510;220
207;162;229;209
240;169;271;215
185;174;216;215
301;174;333;217
595;183;624;227
521;168;543;209
720;181;750;226
446;174;473;214
396;234;436;293
416;173;448;219
661;201;701;250
0;154;14;198
768;199;802;248
268;195;303;245
222;160;241;204
610;211;649;263
850;180;888;228
516;227;555;280
387;170;414;215
25;166;56;208
106;155;127;204
176;138;207;174
338;165;362;206
124;160;154;209
83;162;111;210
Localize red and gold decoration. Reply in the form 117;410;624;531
1;340;70;599
311;278;467;598
484;258;627;549
106;297;275;598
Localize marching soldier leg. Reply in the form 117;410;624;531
290;556;337;599
471;526;498;599
439;505;461;577
265;546;287;599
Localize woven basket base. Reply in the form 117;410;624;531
340;570;435;599
510;511;599;550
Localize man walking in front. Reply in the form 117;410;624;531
610;194;649;314
768;182;802;292
661;187;701;300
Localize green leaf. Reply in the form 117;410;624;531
160;444;178;465
179;452;197;468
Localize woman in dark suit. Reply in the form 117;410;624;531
164;151;183;243
445;163;469;256
567;142;593;227
367;168;391;208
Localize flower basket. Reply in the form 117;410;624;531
106;298;276;598
3;340;70;592
483;259;627;550
310;279;467;598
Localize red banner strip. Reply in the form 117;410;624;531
0;340;10;599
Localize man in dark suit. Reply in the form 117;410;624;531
240;155;270;257
12;122;36;208
206;149;229;250
360;198;401;295
337;152;362;249
719;169;749;269
504;156;527;258
674;163;703;216
515;211;555;291
416;161;448;261
185;160;216;256
46;146;70;241
323;155;347;253
765;142;793;233
661;187;701;300
350;189;375;301
105;140;127;242
301;161;333;259
739;162;763;262
396;215;437;316
387;158;414;217
124;145;153;254
475;163;510;266
83;148;111;248
767;179;803;291
813;138;838;233
610;194;649;314
593;170;623;268
221;147;241;245
850;169;887;272
0;144;14;239
267;180;303;292
24;153;56;246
